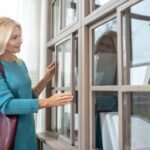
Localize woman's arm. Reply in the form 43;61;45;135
0;73;73;114
33;62;55;97
33;78;47;97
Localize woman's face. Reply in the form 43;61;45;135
98;36;115;53
5;26;22;53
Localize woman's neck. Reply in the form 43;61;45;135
0;52;18;62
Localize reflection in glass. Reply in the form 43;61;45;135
56;40;71;87
57;104;71;138
93;0;112;10
94;91;118;149
52;0;60;37
62;0;77;27
122;0;150;85
92;18;117;85
125;93;150;150
64;40;71;87
74;36;78;87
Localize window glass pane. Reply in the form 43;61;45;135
122;0;150;85
57;91;71;139
131;0;150;17
56;40;71;87
74;91;78;141
93;0;112;10
74;36;78;87
52;0;60;37
92;18;117;85
124;92;150;150
50;90;57;131
55;35;78;142
64;40;71;87
94;91;118;149
56;45;63;87
74;36;78;141
62;0;77;27
57;104;71;138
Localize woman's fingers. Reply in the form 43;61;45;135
58;99;73;106
47;93;74;107
55;92;73;97
55;94;73;104
47;62;55;70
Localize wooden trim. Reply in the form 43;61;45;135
91;86;120;91
117;5;124;150
124;10;132;85
89;23;93;149
124;93;131;150
77;27;83;150
55;33;72;46
89;13;116;31
118;92;124;150
70;35;75;145
80;26;90;150
47;23;80;47
84;0;127;26
82;0;90;17
117;0;141;12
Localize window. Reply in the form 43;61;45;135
90;0;121;12
48;34;78;145
122;0;150;85
44;0;150;150
55;39;72;140
92;0;112;10
120;0;150;149
90;16;118;149
52;0;61;37
51;0;78;38
62;0;77;28
94;91;118;150
92;18;117;85
124;92;150;150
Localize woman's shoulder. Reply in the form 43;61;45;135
0;58;27;69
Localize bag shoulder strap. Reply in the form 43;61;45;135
0;63;5;79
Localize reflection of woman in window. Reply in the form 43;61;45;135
94;31;117;85
94;31;118;149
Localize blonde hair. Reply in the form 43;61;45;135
0;17;21;55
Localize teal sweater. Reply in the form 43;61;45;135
0;60;39;150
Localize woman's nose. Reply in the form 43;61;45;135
18;37;23;44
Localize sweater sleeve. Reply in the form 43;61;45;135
0;73;39;115
32;89;38;99
21;60;38;99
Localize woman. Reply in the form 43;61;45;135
0;17;73;150
94;31;117;85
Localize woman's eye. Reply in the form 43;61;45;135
11;36;17;39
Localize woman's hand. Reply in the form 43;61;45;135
38;93;74;108
43;62;55;83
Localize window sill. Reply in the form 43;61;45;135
37;131;78;150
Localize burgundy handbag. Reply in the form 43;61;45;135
0;63;18;150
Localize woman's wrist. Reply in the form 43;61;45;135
38;99;48;109
42;76;48;84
